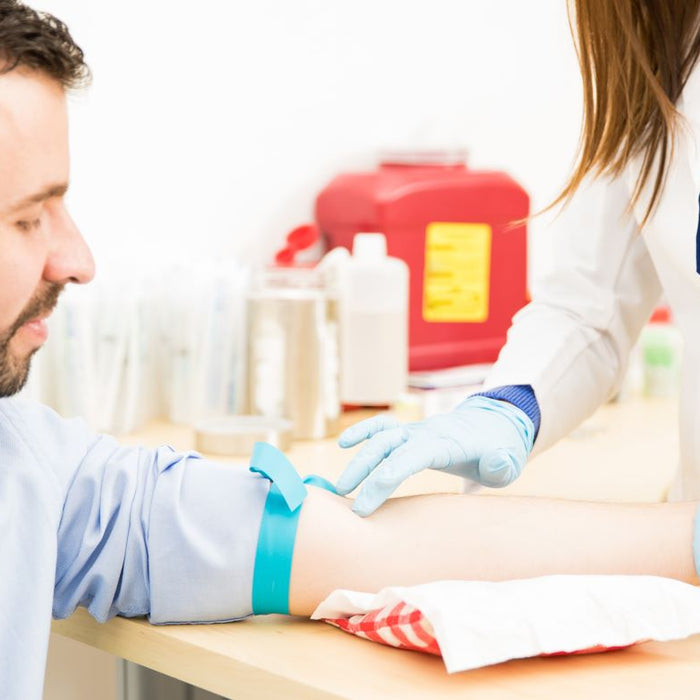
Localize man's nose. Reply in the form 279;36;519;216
43;205;95;285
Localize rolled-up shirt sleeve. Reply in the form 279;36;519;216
5;399;269;624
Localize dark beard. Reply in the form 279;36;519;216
0;282;62;397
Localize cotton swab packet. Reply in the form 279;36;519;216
311;576;700;673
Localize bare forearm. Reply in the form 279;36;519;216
288;489;699;616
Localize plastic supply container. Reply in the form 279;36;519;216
316;151;529;371
337;233;409;406
240;267;340;439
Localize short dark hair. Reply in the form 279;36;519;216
0;0;89;89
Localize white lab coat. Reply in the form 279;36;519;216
483;65;700;499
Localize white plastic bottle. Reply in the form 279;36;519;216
337;233;409;406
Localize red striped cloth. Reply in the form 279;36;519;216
322;602;636;660
323;601;441;656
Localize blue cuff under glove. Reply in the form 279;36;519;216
336;395;536;517
474;384;541;437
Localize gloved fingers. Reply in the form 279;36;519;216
337;414;402;449
351;441;443;517
477;448;523;487
335;426;408;496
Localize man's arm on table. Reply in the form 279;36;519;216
289;487;700;616
10;398;697;623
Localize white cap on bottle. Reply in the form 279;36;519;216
353;232;387;259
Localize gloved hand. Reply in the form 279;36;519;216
336;395;536;516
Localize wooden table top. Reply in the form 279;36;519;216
52;397;700;699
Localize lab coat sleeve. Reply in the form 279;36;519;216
6;400;270;624
482;173;662;455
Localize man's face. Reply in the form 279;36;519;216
0;68;94;397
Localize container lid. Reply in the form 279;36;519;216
649;306;672;324
353;233;387;259
274;224;320;266
249;265;326;297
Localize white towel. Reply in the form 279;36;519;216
311;575;700;672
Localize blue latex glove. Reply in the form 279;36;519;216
336;395;535;516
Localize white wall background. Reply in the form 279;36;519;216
38;0;584;282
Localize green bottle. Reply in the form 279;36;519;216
641;306;682;398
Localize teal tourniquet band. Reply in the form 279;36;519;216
694;505;700;581
249;442;337;615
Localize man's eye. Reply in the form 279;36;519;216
15;218;41;232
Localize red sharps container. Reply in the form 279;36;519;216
316;151;530;371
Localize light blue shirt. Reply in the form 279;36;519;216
0;397;269;699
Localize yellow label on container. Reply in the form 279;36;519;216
423;222;491;322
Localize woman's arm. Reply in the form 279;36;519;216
289;488;699;616
482;175;662;457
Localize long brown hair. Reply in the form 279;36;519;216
554;0;700;225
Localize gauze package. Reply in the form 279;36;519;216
311;576;700;673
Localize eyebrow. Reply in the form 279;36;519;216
5;182;69;215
